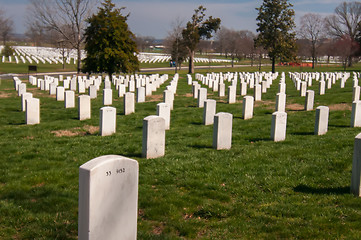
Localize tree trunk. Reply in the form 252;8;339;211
188;51;194;74
77;46;81;74
272;57;275;73
348;55;353;67
231;56;234;68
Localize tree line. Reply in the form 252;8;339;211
1;0;361;75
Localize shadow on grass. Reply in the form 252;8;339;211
290;132;314;136
188;144;213;149
8;122;25;125
247;137;270;143
121;152;142;158
191;122;202;125
329;124;350;128
294;184;350;195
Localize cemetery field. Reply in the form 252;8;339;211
1;69;361;239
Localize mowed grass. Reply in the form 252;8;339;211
0;66;361;239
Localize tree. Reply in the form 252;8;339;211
135;35;155;52
182;6;221;73
164;18;188;72
0;10;14;45
255;0;297;73
28;0;95;73
82;0;139;77
298;13;325;69
325;1;361;67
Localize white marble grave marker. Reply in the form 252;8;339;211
56;86;65;101
314;106;329;135
65;90;75;108
213;112;233;150
243;96;254;120
203;99;216;125
78;155;138;240
271;111;287;142
79;95;91;120
124;92;135;115
198;88;207;108
103;89;113;106
26;98;40;125
100;106;116;136
21;92;33;112
142;116;165;159
157;103;170;130
305;90;315;111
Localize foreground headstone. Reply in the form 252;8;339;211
351;133;361;196
213;112;233;150
100;106;116;136
78;95;91;120
353;86;360;102
271;111;287;142
242;96;254;120
124;92;135;115
314;106;329;135
156;103;170;130
351;101;361;127
78;155;138;240
142;116;165;159
26;98;40;125
203;99;216;125
65;90;75;108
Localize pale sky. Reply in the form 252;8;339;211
0;0;357;39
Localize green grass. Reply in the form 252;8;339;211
1;65;361;239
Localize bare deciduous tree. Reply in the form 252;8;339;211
298;13;325;69
0;10;14;45
325;1;361;66
28;0;96;72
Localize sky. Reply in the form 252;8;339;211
0;0;357;39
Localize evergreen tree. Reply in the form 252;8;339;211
255;0;297;73
182;6;221;74
82;0;139;77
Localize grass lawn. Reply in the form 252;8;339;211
0;64;361;239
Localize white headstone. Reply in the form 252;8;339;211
305;90;315;111
275;92;286;112
314;106;329;135
136;87;146;103
79;95;91;120
78;155;138;239
243;96;254;120
124;92;135;115
56;86;65;101
142;116;165;159
213;112;233;150
26;98;40;125
203;99;216;125
103;89;113;106
21;92;33;112
198;88;207;108
156;103;170;130
351;101;361;127
65;90;75;108
100;106;116;136
271;111;287;142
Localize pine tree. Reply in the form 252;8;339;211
82;0;139;77
255;0;297;73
